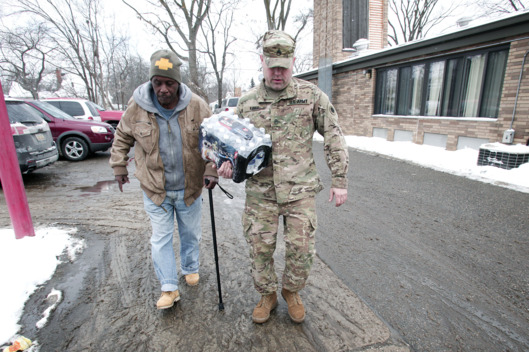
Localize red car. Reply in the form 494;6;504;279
93;102;123;129
25;100;114;161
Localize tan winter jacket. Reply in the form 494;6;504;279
109;94;216;206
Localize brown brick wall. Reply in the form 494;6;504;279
369;0;388;50
313;0;344;66
307;37;529;150
313;0;388;66
499;38;529;146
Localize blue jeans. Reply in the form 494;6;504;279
143;190;202;292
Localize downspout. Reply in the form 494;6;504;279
510;49;529;129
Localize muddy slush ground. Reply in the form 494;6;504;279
3;142;529;352
0;146;409;352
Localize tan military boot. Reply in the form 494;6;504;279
252;292;278;323
156;290;180;309
281;288;305;323
185;273;200;286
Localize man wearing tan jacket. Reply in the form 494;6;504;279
110;49;218;310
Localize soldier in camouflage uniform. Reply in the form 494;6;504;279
216;30;348;324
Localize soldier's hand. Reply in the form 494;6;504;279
115;175;130;192
214;161;233;179
329;188;347;207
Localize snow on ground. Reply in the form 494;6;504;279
342;136;529;193
1;136;528;348
0;228;84;348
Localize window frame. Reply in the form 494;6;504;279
56;101;85;117
343;0;369;49
374;45;509;119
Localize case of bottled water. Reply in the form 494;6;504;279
199;112;272;183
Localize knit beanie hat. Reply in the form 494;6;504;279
149;49;182;83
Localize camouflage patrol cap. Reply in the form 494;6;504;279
262;30;296;69
150;49;182;83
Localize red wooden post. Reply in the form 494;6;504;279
0;83;35;239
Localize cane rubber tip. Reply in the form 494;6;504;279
219;303;225;311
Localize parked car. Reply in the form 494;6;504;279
91;102;123;129
209;101;219;113
215;97;239;115
213;98;226;113
5;98;59;173
42;98;102;122
24;100;114;161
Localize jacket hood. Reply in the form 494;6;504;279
133;81;192;114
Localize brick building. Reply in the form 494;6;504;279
299;2;529;150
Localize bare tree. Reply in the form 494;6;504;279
7;0;107;102
200;0;239;105
99;21;131;108
122;0;211;98
107;51;150;109
290;7;313;42
388;0;459;46
264;0;291;30
0;22;53;99
293;52;312;74
262;0;312;41
244;0;313;77
473;0;527;14
5;0;135;106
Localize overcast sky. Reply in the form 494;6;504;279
106;0;313;92
3;0;520;97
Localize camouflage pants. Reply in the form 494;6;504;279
242;195;317;295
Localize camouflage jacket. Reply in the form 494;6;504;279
237;77;349;204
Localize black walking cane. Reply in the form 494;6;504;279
205;179;232;311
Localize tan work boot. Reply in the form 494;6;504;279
185;273;199;286
156;290;180;309
281;288;305;323
252;292;278;323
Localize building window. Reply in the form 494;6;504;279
343;0;368;49
374;46;508;118
376;68;397;114
397;65;425;115
425;60;445;116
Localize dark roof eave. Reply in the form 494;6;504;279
297;11;529;80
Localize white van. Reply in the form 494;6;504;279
43;98;102;122
209;101;219;113
217;97;239;115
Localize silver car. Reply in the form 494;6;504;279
5;98;59;173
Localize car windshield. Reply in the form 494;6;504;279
227;98;239;107
31;101;75;120
6;101;45;125
92;102;106;111
86;101;101;116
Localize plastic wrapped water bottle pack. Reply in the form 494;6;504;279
199;112;272;183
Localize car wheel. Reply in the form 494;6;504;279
62;137;89;161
